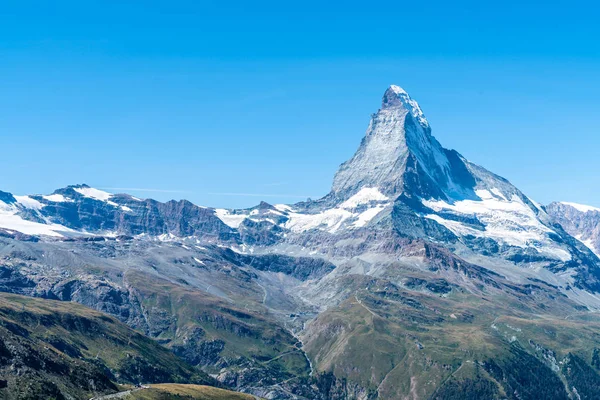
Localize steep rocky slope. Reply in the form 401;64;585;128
547;201;600;256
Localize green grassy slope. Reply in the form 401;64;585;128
125;271;311;384
302;277;600;399
0;293;215;399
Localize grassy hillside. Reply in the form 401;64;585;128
125;271;311;385
302;276;600;399
0;293;215;399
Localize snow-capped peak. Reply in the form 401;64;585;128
383;84;429;128
332;85;470;201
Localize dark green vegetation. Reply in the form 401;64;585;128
483;345;568;400
562;353;600;399
0;293;214;399
431;363;499;400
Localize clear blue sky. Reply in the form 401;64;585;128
2;1;599;208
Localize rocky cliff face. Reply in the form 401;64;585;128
547;201;600;256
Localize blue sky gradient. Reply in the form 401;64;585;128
2;1;599;208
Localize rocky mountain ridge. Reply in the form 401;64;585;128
547;201;600;256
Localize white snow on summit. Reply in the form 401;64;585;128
388;85;429;128
73;187;131;211
74;187;113;201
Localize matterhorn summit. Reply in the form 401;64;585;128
331;85;477;201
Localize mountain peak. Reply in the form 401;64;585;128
382;85;429;128
332;84;466;200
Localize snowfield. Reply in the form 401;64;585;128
423;189;571;261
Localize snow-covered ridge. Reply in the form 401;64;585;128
0;197;72;237
0;185;142;238
560;202;600;213
285;187;390;233
72;186;132;212
332;84;473;200
214;206;285;229
213;188;390;233
14;196;43;210
422;189;570;261
74;187;113;201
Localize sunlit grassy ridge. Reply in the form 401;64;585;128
124;383;257;399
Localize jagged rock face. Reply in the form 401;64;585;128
547;202;600;256
331;85;476;202
11;184;238;240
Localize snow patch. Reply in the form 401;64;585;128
74;187;122;208
0;200;72;237
340;187;388;209
560;202;600;213
42;194;73;203
284;188;390;233
285;208;354;233
353;206;386;227
575;235;599;257
14;196;43;210
0;215;70;237
274;204;294;213
215;209;247;228
423;189;570;261
74;187;113;201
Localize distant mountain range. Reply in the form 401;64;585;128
2;86;600;399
